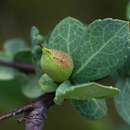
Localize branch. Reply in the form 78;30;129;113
0;60;35;74
25;93;54;130
0;93;55;130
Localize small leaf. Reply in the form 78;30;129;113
114;77;130;125
22;76;44;98
14;49;33;64
48;17;130;84
31;26;44;47
0;66;15;80
72;99;107;120
39;74;58;93
0;51;17;80
31;26;44;60
4;38;28;56
54;81;72;104
54;81;119;104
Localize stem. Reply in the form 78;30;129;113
0;93;55;130
25;101;46;130
0;60;35;74
25;93;54;130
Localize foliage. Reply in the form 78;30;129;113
1;16;130;125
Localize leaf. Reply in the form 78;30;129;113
54;81;72;104
0;52;16;80
22;76;44;98
117;54;130;77
14;49;33;64
114;77;130;125
47;17;130;84
0;50;33;81
39;73;58;93
72;99;107;120
0;66;15;80
54;81;119;104
31;26;44;60
31;26;44;48
4;38;28;56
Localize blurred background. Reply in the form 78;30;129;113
0;0;129;130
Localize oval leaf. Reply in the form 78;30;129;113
22;76;44;98
54;81;119;104
39;73;58;93
14;49;33;64
72;99;107;120
4;38;28;56
48;17;130;84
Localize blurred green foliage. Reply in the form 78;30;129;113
0;0;129;130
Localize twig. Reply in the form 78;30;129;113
0;104;34;121
25;93;54;130
0;92;54;130
0;60;35;74
0;93;54;121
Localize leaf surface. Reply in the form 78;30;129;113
14;49;33;64
4;38;27;56
39;74;58;93
22;76;44;98
48;17;130;83
72;99;107;120
114;77;130;125
54;81;119;104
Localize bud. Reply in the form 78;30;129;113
40;48;74;82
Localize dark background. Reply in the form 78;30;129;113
0;0;129;130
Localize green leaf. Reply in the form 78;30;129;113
0;66;15;80
114;77;130;125
4;38;28;56
48;17;130;84
31;26;44;47
0;52;14;80
22;76;44;98
117;55;130;77
54;81;119;104
39;73;58;93
54;81;72;104
14;49;33;64
31;26;44;60
72;99;107;120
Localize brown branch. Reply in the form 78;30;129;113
0;93;55;130
0;60;35;74
25;93;54;130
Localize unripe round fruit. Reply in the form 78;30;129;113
40;48;74;82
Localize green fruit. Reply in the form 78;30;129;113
40;48;74;82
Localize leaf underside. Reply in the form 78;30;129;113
54;81;119;104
